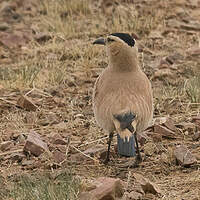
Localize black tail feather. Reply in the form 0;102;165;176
114;112;136;130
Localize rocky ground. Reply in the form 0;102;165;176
0;0;200;199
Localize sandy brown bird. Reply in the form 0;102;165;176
92;33;153;166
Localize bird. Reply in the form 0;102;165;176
92;33;153;166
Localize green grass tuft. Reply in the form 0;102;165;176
0;171;80;200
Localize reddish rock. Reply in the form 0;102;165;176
79;177;125;200
174;145;197;166
163;118;177;132
51;134;68;145
154;124;176;139
53;150;66;163
154;117;176;132
23;132;49;156
17;95;37;111
132;173;162;195
0;141;14;151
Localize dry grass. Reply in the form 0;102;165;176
0;0;163;90
186;75;200;103
0;171;80;200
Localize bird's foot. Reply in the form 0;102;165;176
103;157;110;164
130;154;142;168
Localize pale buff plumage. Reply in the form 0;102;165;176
92;33;153;164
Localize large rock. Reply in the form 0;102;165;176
132;173;162;195
79;177;125;200
23;132;49;156
174;145;197;166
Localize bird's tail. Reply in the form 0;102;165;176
113;112;137;157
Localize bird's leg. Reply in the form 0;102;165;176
104;132;114;164
134;132;142;163
127;124;142;166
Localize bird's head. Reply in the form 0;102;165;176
93;33;138;71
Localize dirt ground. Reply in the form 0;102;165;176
0;0;200;199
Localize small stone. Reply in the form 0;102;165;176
154;117;177;131
0;141;14;151
192;132;200;141
17;95;37;111
53;150;66;163
23;132;49;156
174;145;197;166
163;118;177;132
154;124;176;139
51;134;68;145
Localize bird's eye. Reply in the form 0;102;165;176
107;38;115;43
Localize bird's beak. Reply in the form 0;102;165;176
93;38;105;45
